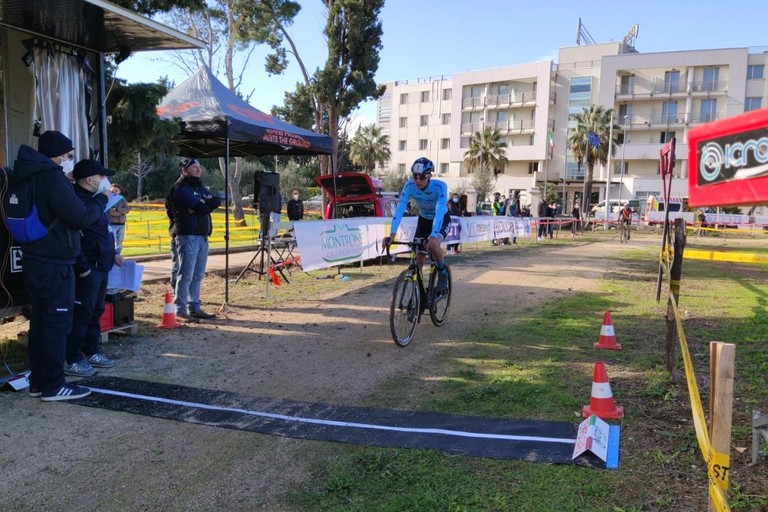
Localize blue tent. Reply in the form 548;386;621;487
157;66;332;157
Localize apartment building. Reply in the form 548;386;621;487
377;40;768;210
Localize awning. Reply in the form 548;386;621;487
0;0;204;54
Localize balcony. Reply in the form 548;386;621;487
461;122;485;134
485;91;538;109
462;96;485;110
625;111;726;128
615;79;728;99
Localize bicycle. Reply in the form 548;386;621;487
619;219;630;243
385;239;452;347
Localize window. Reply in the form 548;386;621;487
471;85;482;98
618;104;633;124
747;65;764;79
398;140;406;151
661;101;678;123
399;117;407;128
440;163;448;174
664;70;680;93
614;161;629;175
398;164;406;173
660;131;675;144
441;113;451;125
420;91;430;102
420;115;429;126
442;88;452;100
703;67;720;91
528;162;539;174
441;138;450;149
400;93;408;105
498;84;509;95
700;99;717;123
497;111;507;122
620;75;634;95
419;139;428;150
745;97;762;111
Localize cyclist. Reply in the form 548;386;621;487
382;157;450;292
618;204;632;240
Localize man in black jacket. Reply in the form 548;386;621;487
10;131;109;401
286;188;304;222
166;158;221;320
64;160;123;378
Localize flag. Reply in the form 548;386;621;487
548;131;555;159
588;131;601;148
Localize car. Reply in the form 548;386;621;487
304;194;323;211
476;201;493;215
241;194;255;207
315;172;399;219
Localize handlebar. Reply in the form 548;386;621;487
384;238;427;258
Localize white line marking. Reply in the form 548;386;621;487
89;387;576;445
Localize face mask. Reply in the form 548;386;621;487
97;177;112;194
452;198;459;203
293;194;299;200
61;158;75;175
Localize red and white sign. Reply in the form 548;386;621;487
688;107;768;207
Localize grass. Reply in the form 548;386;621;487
284;238;768;512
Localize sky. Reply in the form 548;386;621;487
115;0;767;128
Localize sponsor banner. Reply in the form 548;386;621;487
688;107;768;207
293;216;534;272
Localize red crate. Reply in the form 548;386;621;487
99;303;114;332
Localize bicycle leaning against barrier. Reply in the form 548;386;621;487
385;238;452;346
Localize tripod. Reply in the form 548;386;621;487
235;211;286;284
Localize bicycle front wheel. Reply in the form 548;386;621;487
428;264;452;327
390;269;421;347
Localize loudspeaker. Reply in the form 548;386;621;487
254;171;281;213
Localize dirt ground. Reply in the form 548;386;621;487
0;233;749;511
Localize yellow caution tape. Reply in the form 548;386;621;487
665;276;731;512
685;250;768;264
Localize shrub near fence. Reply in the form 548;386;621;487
121;203;288;257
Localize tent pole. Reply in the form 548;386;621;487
223;135;230;309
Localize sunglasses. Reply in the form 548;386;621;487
413;173;429;181
181;158;199;169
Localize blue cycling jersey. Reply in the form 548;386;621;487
390;178;449;238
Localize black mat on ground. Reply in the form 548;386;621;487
74;376;607;468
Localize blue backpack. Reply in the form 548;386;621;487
3;170;52;244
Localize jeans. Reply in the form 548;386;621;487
170;236;178;291
112;224;126;254
174;235;209;314
23;257;74;392
66;268;108;364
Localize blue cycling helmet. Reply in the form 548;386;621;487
411;157;434;175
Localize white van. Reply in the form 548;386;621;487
590;199;639;215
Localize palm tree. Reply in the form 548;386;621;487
464;126;508;201
349;124;391;174
569;105;619;213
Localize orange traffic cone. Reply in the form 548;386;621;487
156;292;182;329
582;361;624;419
594;311;622;350
269;266;281;286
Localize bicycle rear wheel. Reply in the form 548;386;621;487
390;269;420;347
428;264;452;326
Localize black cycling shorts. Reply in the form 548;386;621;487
415;212;452;242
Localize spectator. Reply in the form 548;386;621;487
459;194;470;217
108;183;130;254
507;192;520;244
571;203;581;237
65;160;122;377
537;200;549;241
11;131;108;401
492;192;509;245
447;193;462;254
166;158;221;321
286;188;304;222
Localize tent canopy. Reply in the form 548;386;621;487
157;66;333;158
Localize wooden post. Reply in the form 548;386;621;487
708;342;735;511
665;219;686;372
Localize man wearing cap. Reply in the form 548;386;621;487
64;159;123;378
8;131;109;401
165;158;221;320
